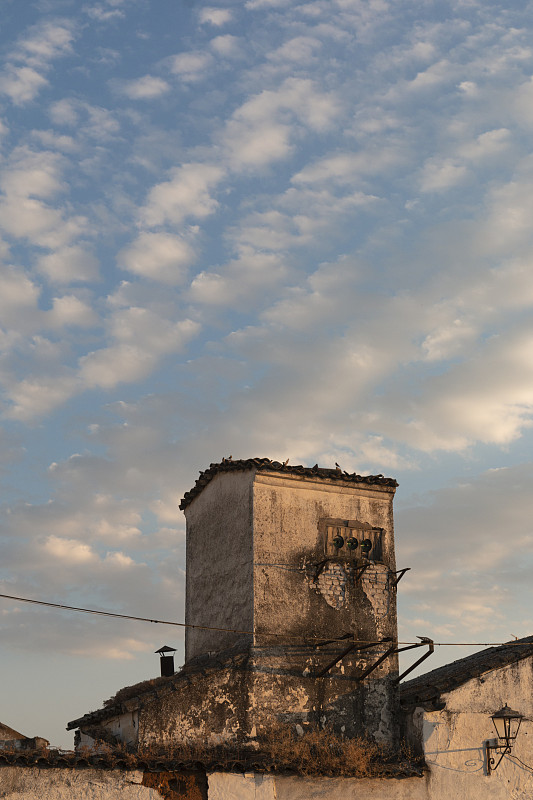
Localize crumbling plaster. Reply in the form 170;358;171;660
252;473;397;648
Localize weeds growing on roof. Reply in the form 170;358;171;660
127;724;394;777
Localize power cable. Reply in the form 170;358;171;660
0;592;532;649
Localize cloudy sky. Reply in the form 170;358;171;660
1;0;533;747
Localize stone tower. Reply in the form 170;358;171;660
180;457;400;745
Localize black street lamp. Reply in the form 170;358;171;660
485;704;523;775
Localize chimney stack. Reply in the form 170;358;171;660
155;645;176;677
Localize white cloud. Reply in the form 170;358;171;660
222;78;341;169
199;8;233;26
419;157;469;192
36;245;99;283
223;78;341;169
476;176;533;257
0;198;63;241
118;232;195;284
267;36;322;63
104;551;136;568
78;311;200;390
0;20;75;105
245;0;289;7
459;128;511;162
224;120;293;168
48;99;120;139
81;103;120;139
170;51;213;82
189;247;288;306
48;295;98;328
0;148;64;198
139;163;224;227
0;148;92;256
6;375;80;421
44;535;96;564
31;130;78;152
0;67;48;105
292;148;405;185
0;267;40;324
405;59;454;92
421;318;477;362
95;518;141;543
210;35;242;58
49;99;79;125
230;188;377;253
121;75;170;99
14;20;75;68
84;4;125;21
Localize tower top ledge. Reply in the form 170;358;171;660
179;457;398;510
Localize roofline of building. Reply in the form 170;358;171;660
67;643;252;731
0;749;425;778
179;457;398;510
400;634;533;709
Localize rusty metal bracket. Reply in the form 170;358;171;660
316;637;392;678
392;568;410;587
395;637;434;683
357;636;434;683
315;635;434;682
356;641;397;681
314;633;352;648
352;562;370;583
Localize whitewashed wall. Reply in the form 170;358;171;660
0;768;160;799
208;773;427;800
413;657;533;799
0;767;427;800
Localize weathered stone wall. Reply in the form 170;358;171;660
249;649;398;743
138;654;251;747
252;473;397;648
185;471;254;661
252;473;399;745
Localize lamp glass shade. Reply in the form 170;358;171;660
491;705;523;742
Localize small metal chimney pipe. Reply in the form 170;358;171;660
155;645;177;677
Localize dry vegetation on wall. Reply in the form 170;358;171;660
103;675;171;708
0;728;422;779
252;725;383;776
86;725;416;778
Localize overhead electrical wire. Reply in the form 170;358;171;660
0;592;531;649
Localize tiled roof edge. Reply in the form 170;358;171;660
180;458;398;510
0;749;425;778
400;635;533;705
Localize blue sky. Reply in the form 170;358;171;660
1;0;533;747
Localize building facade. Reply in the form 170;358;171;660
69;457;403;748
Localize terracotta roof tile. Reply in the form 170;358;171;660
180;457;398;510
0;749;424;778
